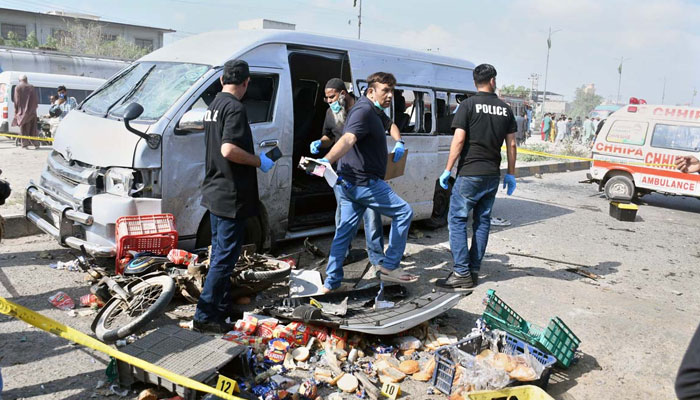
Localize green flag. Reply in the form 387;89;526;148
618;63;622;75
547;37;551;49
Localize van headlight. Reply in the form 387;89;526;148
105;168;135;197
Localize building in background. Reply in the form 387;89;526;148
238;19;296;31
0;7;174;51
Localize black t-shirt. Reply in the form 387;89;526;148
451;91;517;176
200;92;259;219
337;96;391;185
676;323;700;399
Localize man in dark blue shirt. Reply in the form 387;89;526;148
318;72;416;292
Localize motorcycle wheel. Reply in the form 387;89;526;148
236;259;291;283
93;275;175;343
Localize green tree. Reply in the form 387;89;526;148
44;35;59;50
57;20;147;59
569;85;604;119
23;31;39;49
5;31;21;48
0;37;5;46
500;84;529;97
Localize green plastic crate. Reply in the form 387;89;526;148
482;289;581;368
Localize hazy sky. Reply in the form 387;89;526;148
9;0;700;105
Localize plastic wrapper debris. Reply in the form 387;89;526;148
49;260;80;271
80;293;104;308
235;314;258;335
447;347;511;391
167;249;198;266
265;339;290;364
48;291;75;310
394;336;421;350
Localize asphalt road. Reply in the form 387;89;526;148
1;170;699;399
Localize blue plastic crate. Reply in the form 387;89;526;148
431;333;557;395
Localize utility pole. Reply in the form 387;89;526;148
528;73;540;102
616;56;628;104
661;77;666;104
354;0;362;40
542;27;560;115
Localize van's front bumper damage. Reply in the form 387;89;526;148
25;185;115;256
25;151;161;257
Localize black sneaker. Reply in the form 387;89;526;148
192;320;233;334
436;272;475;291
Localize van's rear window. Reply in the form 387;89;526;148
81;62;210;121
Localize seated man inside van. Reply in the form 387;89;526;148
310;78;404;269
55;85;78;119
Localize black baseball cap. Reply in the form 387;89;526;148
223;59;250;85
325;78;346;92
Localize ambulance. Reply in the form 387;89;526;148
587;103;700;201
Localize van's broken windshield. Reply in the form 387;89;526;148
81;62;210;121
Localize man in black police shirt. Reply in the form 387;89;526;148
194;60;276;332
437;63;518;290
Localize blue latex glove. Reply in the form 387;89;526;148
310;139;322;155
439;170;451;190
392;141;405;162
503;174;516;195
259;153;274;173
318;158;330;164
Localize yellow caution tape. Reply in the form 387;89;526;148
0;132;54;142
0;296;243;400
503;146;677;169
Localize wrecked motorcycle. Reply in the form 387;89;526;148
78;246;292;343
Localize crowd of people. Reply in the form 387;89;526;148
539;112;602;145
10;75;77;149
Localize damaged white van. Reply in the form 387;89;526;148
26;29;477;256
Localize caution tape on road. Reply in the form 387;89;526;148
0;132;54;142
505;146;677;169
0;296;242;400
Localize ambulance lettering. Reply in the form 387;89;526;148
640;175;696;192
653;107;700;120
644;152;677;169
594;142;643;157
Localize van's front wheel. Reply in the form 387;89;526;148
604;175;635;201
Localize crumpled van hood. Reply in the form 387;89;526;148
52;110;154;168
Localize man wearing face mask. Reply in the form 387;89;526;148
311;78;404;269
437;63;517;290
55;85;78;119
317;72;415;293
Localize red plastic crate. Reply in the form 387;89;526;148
115;214;178;274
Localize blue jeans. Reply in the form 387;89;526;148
334;186;385;266
194;212;245;324
448;176;499;276
325;179;413;290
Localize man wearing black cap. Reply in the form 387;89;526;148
194;59;276;332
310;78;405;269
436;63;517;290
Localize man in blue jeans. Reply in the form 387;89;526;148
317;72;415;293
310;78;405;268
195;60;276;332
437;64;517;290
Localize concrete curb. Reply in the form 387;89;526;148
2;214;42;239
503;160;591;179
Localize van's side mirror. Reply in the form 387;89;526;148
123;103;144;122
122;102;161;149
175;108;206;135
